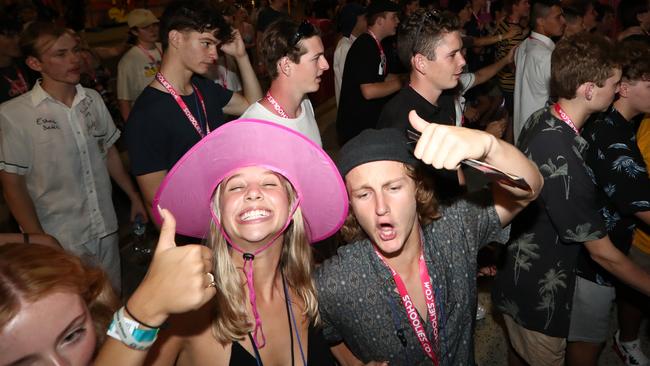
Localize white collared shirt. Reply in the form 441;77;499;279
513;31;555;143
0;81;120;248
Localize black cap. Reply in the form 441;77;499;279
338;128;419;178
366;0;400;17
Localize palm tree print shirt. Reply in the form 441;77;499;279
492;107;607;337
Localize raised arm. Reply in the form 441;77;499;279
472;46;515;86
95;208;216;366
221;30;262;116
409;110;543;226
472;26;518;47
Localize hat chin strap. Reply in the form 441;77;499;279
210;198;301;349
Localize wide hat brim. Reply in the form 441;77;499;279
153;119;348;242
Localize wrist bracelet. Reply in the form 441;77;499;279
107;307;159;350
124;304;162;329
23;233;29;244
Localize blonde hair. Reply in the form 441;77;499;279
207;177;319;343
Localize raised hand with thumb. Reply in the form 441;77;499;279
124;206;217;328
409;110;495;170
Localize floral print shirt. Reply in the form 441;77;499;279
316;192;508;365
576;108;650;285
492;107;607;337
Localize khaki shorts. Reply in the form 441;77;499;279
503;314;566;366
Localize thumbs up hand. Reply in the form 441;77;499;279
124;207;217;328
409;110;496;170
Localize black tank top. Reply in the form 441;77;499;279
229;324;335;366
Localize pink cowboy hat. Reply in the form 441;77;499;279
152;119;348;242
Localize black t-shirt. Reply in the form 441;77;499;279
125;75;233;175
377;86;462;201
336;33;395;144
256;7;287;33
0;63;33;104
377;86;456;131
381;35;407;75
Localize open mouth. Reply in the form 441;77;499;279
240;209;271;222
377;223;397;241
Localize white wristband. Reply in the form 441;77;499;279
106;307;159;350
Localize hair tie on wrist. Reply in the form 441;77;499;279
124;304;162;329
107;307;159;350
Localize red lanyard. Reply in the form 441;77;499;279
368;30;387;75
137;44;162;65
2;67;28;94
265;91;290;118
155;72;209;137
554;103;579;135
374;240;440;365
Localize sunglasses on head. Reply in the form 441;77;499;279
412;10;443;55
290;20;317;47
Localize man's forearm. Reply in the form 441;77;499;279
484;136;543;201
1;172;44;233
136;171;167;228
360;77;402;100
236;54;262;104
474;56;509;86
107;146;140;201
118;100;132;122
586;236;650;296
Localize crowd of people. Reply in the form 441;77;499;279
0;0;649;365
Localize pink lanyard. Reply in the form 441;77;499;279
265;91;290;118
210;198;301;349
137;44;162;64
2;67;28;93
554;103;579;135
368;30;387;75
374;241;440;365
155;72;209;138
